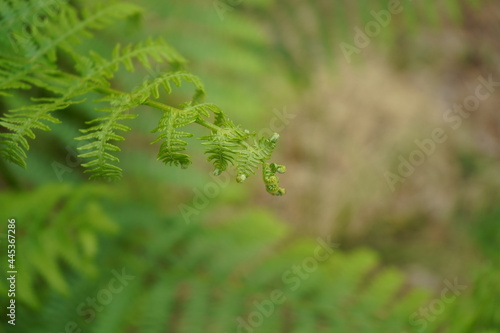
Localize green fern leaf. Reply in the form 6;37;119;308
129;71;204;104
235;133;279;180
201;130;241;175
0;100;73;167
0;1;143;95
68;38;186;99
151;106;198;169
76;102;137;179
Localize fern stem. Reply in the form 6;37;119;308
194;118;220;132
93;86;224;132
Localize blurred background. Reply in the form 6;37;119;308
0;0;499;332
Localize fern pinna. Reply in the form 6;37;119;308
0;0;286;195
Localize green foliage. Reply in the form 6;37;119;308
0;101;70;168
0;0;286;194
76;102;137;179
7;188;498;333
1;1;497;332
0;183;117;308
150;103;217;168
6;191;427;332
438;266;500;333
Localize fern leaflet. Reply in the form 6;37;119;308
0;100;73;168
76;100;137;180
151;106;198;169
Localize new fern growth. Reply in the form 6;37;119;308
0;0;286;195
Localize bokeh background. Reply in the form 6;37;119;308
1;0;499;332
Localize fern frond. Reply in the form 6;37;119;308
0;100;73;167
154;130;192;169
128;71;204;104
0;183;117;307
0;37;188;166
0;58;34;93
182;102;222;118
255;132;280;161
151;106;198;169
1;31;191;170
199;115;286;193
0;0;66;35
198;105;252;175
75;74;209;178
76;102;137;179
0;1;142;95
0;0;287;195
17;2;141;61
234;148;260;182
235;133;279;180
68;38;186;99
201;130;241;175
149;102;226;171
232;133;286;193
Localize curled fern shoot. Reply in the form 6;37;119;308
263;162;286;196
